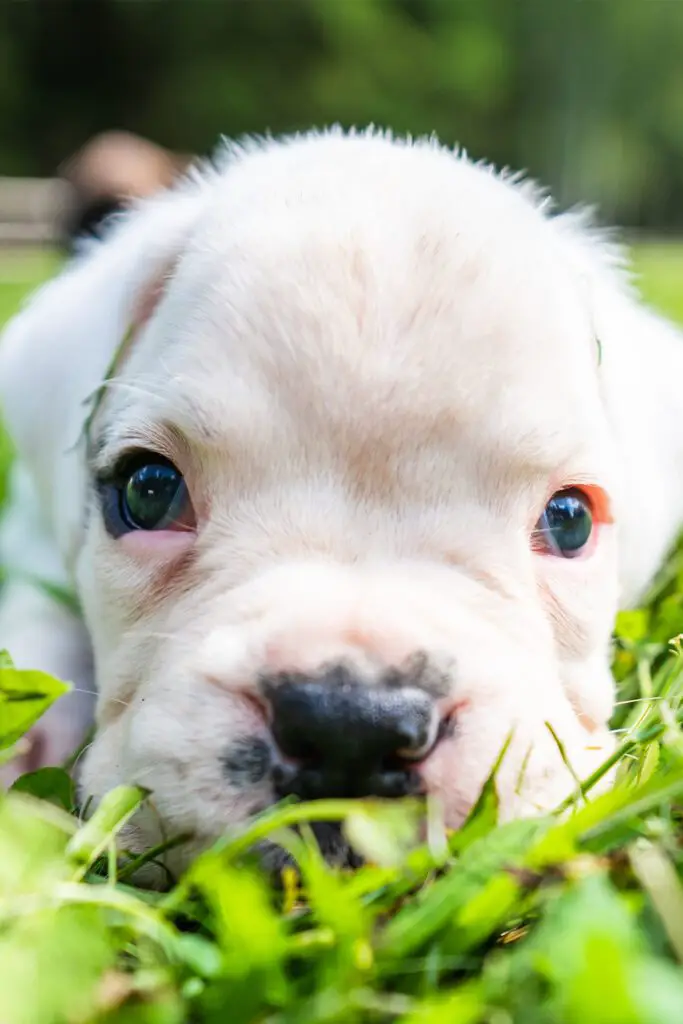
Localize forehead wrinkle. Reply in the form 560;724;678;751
90;370;609;503
461;412;608;482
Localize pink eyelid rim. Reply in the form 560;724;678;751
119;530;195;558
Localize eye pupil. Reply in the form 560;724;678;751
541;491;593;558
122;463;183;531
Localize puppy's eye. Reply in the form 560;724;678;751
99;456;194;536
535;489;593;558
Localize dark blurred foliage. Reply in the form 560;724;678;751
2;0;683;228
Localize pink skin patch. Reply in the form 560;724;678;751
119;529;195;560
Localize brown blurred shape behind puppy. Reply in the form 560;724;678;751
58;130;191;251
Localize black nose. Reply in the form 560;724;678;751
263;667;440;800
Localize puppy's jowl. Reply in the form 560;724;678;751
2;129;683;873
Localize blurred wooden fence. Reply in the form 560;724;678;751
0;178;67;245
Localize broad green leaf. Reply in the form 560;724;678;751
0;904;112;1024
0;794;73;897
0;661;71;750
10;767;75;811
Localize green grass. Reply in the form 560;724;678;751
0;248;61;325
2;243;683;1024
630;241;683;323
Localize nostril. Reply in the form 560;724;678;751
394;717;438;760
368;768;426;799
395;721;422;749
272;762;299;795
389;691;444;762
275;732;319;763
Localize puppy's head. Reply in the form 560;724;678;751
2;131;661;871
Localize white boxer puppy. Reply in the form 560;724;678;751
1;129;682;871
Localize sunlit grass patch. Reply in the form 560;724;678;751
630;240;683;325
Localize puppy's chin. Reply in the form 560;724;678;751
98;721;611;892
254;822;364;876
113;804;363;888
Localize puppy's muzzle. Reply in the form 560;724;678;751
261;667;444;801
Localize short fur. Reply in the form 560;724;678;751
2;128;683;875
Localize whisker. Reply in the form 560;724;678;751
70;687;131;709
613;696;667;706
95;377;170;403
137;631;192;643
128;763;168;786
69;742;93;802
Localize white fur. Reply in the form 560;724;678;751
1;128;682;864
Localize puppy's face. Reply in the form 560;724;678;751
76;138;619;867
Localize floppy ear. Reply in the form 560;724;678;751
0;185;206;577
551;212;683;606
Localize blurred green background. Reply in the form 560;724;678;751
4;0;683;230
2;0;683;324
